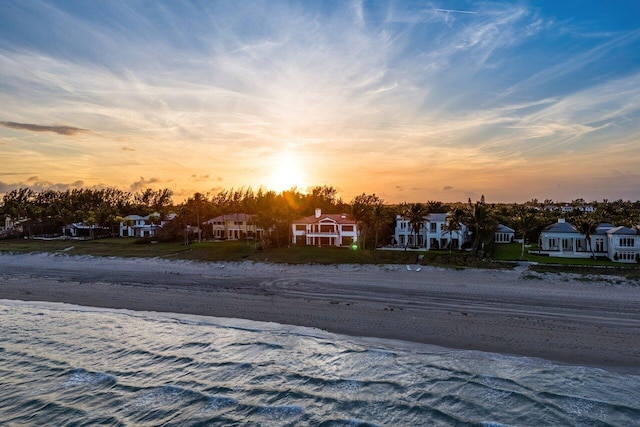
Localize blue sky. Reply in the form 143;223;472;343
1;0;639;202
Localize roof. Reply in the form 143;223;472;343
606;226;637;236
496;224;515;233
397;212;451;223
595;223;615;235
204;213;254;223
427;213;448;222
292;213;356;225
123;214;145;220
542;221;579;234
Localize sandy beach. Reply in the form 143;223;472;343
1;253;639;370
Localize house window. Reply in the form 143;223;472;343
617;252;634;261
342;225;354;232
295;225;305;231
595;238;604;252
620;238;634;247
430;223;437;232
562;238;572;250
496;233;509;243
548;238;556;250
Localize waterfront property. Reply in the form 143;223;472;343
393;213;468;250
537;219;639;263
119;213;176;238
494;224;515;244
62;223;111;239
291;209;358;247
203;213;264;240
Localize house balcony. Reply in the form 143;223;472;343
306;232;339;238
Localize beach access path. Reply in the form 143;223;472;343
1;253;639;370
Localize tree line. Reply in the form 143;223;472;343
2;186;639;253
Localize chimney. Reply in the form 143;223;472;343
315;208;321;218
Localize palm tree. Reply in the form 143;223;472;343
465;196;495;257
85;211;97;240
444;207;465;252
404;203;427;249
349;193;381;250
575;217;597;259
371;202;387;250
513;205;538;260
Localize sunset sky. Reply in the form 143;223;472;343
1;1;639;203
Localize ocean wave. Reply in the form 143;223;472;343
2;301;640;426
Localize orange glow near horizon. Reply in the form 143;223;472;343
1;2;639;204
266;152;307;193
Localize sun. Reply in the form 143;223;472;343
268;152;306;192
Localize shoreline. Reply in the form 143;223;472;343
1;253;639;371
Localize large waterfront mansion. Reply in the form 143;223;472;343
393;213;469;250
537;219;639;263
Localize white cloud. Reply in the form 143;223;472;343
1;1;639;201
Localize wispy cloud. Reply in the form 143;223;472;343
0;1;639;202
432;9;477;15
0;121;89;135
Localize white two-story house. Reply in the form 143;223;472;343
393;213;468;250
119;213;176;238
291;209;358;247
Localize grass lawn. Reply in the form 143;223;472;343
491;243;624;266
491;242;640;279
0;238;420;264
0;238;503;268
2;239;635;273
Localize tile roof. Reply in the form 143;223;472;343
292;213;356;225
204;213;254;223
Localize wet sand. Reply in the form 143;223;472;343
1;253;639;370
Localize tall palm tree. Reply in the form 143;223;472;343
371;202;387;250
513;205;538;260
465;196;495;256
575;217;597;259
349;193;381;250
404;203;427;249
444;207;465;252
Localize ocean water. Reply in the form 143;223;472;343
1;300;639;426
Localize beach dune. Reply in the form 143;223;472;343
1;253;639;370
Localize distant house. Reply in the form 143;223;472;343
119;213;176;238
494;224;515;244
291;208;357;247
393;212;468;250
62;223;111;239
203;213;264;240
579;205;596;213
2;216;13;231
537;219;639;263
